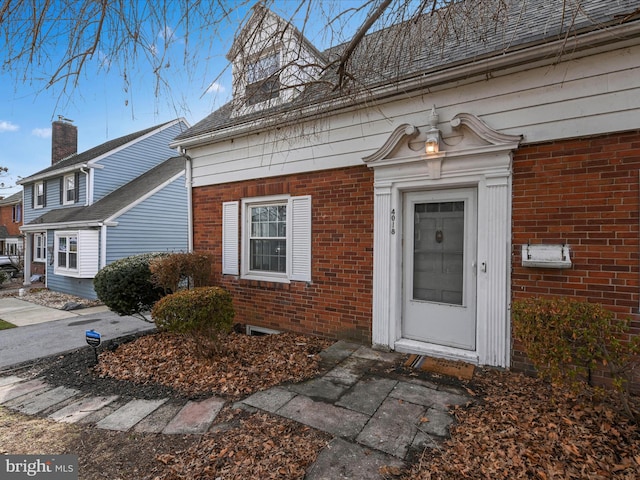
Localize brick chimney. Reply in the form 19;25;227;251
51;116;77;164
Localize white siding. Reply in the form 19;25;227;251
190;44;640;188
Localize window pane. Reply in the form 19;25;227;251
250;239;286;273
58;252;66;267
69;237;78;253
69;253;77;270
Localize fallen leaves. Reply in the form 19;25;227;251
402;369;640;479
94;332;332;399
153;411;329;480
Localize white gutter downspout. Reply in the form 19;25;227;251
100;223;107;268
80;167;90;206
183;151;194;252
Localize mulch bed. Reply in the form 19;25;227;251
94;331;333;399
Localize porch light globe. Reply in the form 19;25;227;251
425;138;439;154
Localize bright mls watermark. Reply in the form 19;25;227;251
2;455;78;479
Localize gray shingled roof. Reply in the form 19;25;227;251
21;120;177;183
24;156;185;226
175;0;640;142
0;191;22;206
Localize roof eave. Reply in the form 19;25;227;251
20;220;105;232
173;19;640;150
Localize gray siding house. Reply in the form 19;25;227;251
19;118;190;299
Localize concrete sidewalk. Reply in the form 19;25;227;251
0;341;474;479
0;297;111;326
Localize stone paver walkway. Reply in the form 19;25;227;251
0;341;474;479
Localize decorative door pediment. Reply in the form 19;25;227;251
363;113;522;179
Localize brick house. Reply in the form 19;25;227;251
172;1;640;376
0;192;23;255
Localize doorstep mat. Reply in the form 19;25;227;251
404;354;475;381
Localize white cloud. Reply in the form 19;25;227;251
158;25;176;41
31;128;51;138
206;82;225;94
0;121;19;133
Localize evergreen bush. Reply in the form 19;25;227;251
93;252;169;321
152;286;235;357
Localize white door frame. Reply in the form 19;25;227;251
363;114;521;367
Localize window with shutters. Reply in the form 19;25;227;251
222;195;312;283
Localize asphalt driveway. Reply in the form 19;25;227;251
0;297;155;369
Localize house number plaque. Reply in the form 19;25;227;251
391;209;396;235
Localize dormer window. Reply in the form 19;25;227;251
245;52;280;106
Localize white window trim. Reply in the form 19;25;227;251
52;230;99;278
34;181;45;209
241;195;290;283
63;173;76;205
228;194;311;284
34;233;47;262
54;231;79;275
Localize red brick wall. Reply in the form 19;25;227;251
0;204;21;237
192;165;374;343
511;130;640;378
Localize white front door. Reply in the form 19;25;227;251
403;189;477;350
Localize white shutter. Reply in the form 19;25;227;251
289;195;312;282
222;201;239;275
78;230;100;277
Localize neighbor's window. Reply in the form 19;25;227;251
34;181;45;208
63;173;76;205
12;203;21;223
34;233;46;262
245;52;280;106
56;233;78;272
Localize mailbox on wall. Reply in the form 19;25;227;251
521;244;572;269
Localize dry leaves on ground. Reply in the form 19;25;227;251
404;369;640;479
154;410;329;480
3;287;102;309
95;332;333;399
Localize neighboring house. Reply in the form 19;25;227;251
19;118;191;299
172;1;640;379
0;191;23;256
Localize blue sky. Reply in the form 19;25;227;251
0;6;244;195
0;1;366;196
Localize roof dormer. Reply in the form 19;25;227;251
227;4;326;115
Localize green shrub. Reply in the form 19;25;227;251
94;252;169;321
152;286;235;357
512;297;640;419
149;252;214;294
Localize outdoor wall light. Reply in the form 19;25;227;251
425;105;441;154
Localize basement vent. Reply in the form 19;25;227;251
246;325;281;336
